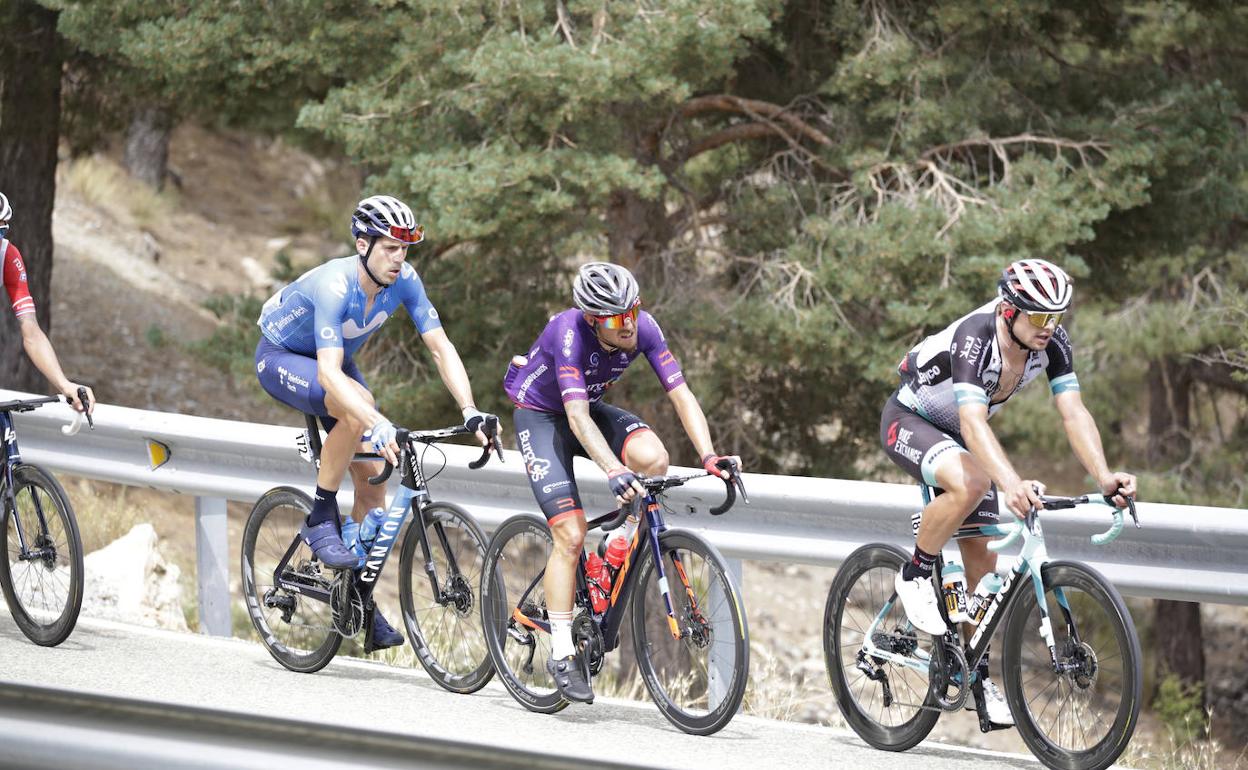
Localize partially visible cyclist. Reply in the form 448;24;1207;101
503;261;740;704
2;191;95;415
255;194;496;649
880;258;1137;725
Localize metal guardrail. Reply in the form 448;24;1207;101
5;388;1247;638
0;679;650;770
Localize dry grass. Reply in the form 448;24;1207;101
70;478;141;554
1122;711;1248;770
59;154;177;230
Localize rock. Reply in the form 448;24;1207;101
82;523;189;632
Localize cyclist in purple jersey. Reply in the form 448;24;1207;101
253;195;496;649
505;262;740;704
881;259;1137;725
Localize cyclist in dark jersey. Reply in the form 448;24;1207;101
881;259;1137;725
1;192;95;416
504;262;740;703
254;194;496;648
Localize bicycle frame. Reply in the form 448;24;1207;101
270;416;468;612
861;488;1126;681
0;411;49;560
511;495;703;653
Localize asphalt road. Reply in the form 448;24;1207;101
0;616;1048;769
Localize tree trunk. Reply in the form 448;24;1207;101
123;104;173;190
0;1;61;392
1146;356;1206;704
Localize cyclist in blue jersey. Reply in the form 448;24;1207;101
255;194;497;649
504;262;740;703
881;259;1137;725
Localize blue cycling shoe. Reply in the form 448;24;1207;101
300;520;359;570
371;609;405;649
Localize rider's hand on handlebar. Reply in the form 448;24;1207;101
1004;479;1046;519
62;383;95;415
462;406;497;447
607;467;645;505
1099;471;1137;508
701;453;742;480
365;417;400;466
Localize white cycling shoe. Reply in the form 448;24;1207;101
894;569;948;635
972;677;1014;726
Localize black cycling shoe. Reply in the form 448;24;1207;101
546;654;594;704
371;609;405;650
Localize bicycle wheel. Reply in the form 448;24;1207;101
240;486;342;673
823;543;940;751
398;501;493;694
0;465;83;647
631;529;749;735
480;513;568;714
1001;560;1142;770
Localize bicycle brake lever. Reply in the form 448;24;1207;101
76;386;94;430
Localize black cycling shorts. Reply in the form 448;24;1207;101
880;393;999;527
513;402;652;526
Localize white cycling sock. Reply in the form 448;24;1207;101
549;610;575;659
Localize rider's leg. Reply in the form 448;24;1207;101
920;453;991;555
545;513;588;657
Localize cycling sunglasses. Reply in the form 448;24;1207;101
388;224;424;245
1025;310;1063;328
594;305;640;330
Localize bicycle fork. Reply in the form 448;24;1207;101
640;499;707;643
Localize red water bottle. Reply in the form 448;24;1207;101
605;536;629;576
585;553;611;613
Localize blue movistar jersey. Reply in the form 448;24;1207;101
257;256;441;357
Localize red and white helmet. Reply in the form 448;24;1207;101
0;192;11;222
998;259;1073;313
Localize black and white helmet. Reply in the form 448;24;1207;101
998;259;1073;313
573;262;640;315
350;194;423;244
0;192;11;222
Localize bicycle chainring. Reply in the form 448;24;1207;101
572;613;605;676
330;574;364;637
928;636;971;711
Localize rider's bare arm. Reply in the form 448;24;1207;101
1054;391;1136;506
18;315;94;413
421;327;489;444
665;383;716;459
564;399;625;474
958;402;1044;517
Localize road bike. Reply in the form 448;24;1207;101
481;469;749;735
241;412;502;693
0;390;91;646
824;488;1142;770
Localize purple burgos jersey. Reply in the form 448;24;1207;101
504;309;686;413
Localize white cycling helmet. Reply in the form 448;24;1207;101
0;192;12;222
573;262;640;315
350;194;423;245
998;259;1073;313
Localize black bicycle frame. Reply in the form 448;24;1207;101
272;415;464;609
514;495;694;654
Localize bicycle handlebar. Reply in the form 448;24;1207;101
367;417;503;485
986;489;1139;552
60;387;93;435
592;468;749;531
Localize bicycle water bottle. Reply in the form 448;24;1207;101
340;515;364;567
941;559;971;623
584;552;611;613
357;507;387;552
967;572;1003;626
605;536;629;577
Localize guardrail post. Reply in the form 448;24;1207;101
709;556;744;711
195;496;230;637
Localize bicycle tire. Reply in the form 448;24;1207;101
824;543;940;751
631;529;749;735
398;501;494;694
0;464;84;647
1001;560;1142;770
240;486;342;673
480;513;568;714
